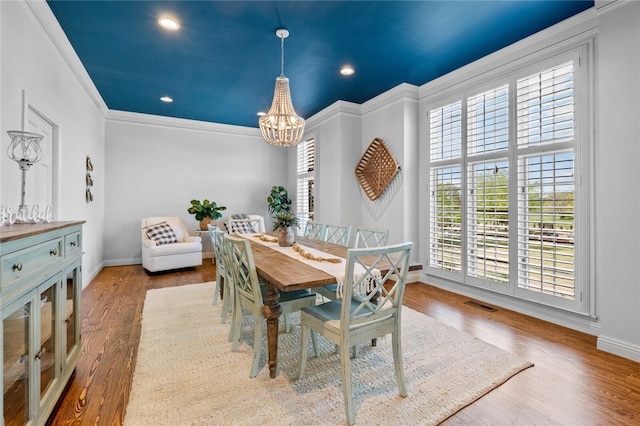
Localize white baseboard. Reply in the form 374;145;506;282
103;257;141;267
597;335;640;363
408;270;422;283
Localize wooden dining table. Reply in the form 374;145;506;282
239;233;421;379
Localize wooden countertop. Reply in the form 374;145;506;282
0;221;85;243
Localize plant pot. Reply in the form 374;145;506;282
277;227;295;247
199;217;212;231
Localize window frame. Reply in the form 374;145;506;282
425;43;593;315
296;136;316;236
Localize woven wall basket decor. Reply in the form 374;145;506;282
355;137;400;201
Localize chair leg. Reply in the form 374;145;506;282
212;273;221;305
298;324;309;379
220;277;232;323
229;298;242;349
392;327;407;397
284;313;291;333
339;344;356;425
249;313;262;378
310;330;319;357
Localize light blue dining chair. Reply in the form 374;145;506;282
353;227;389;248
323;224;352;246
225;234;318;378
298;241;413;425
316;226;391;355
316;227;389;301
303;221;326;240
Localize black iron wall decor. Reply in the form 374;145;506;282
86;155;94;203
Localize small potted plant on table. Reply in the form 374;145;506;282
188;199;227;230
272;211;299;247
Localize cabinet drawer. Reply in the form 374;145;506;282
64;232;82;257
1;238;63;288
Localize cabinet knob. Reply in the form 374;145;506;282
70;241;77;247
50;249;58;256
12;263;23;272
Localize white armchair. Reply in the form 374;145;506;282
141;216;202;272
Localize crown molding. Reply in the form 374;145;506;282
106;110;260;136
305;100;362;128
361;83;419;116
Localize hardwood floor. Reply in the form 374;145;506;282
48;263;639;425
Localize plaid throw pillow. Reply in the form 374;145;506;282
145;221;178;245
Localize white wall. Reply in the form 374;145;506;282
360;84;419;249
594;0;640;361
103;112;287;265
1;1;107;286
304;101;363;230
303;92;420;258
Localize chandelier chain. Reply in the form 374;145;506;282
280;34;285;77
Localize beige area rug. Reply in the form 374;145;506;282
125;282;533;425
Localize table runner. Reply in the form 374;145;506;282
241;233;378;298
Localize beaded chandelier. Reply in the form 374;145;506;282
259;28;305;147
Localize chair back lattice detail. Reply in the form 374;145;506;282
209;225;233;320
304;222;326;240
353;227;389;248
225;235;262;307
342;243;413;328
228;218;262;234
323;224;352;246
209;225;225;269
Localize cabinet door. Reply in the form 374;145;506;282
36;276;60;416
3;292;34;426
61;263;81;370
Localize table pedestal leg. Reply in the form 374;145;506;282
262;281;282;379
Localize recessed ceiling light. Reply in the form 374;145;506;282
340;65;355;76
158;17;180;31
160;96;173;103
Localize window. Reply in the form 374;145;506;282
516;61;575;299
427;52;586;312
296;137;315;235
429;102;462;272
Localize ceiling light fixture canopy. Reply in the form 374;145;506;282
158;17;180;30
259;28;305;147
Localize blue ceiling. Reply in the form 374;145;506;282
46;1;593;128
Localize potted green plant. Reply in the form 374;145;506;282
188;199;227;230
267;186;292;216
272;211;299;247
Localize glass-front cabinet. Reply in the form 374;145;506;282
1;222;84;426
